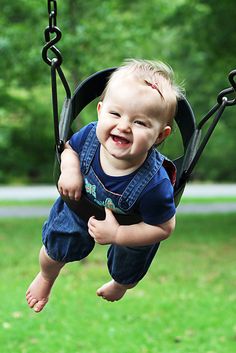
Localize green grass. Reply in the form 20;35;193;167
181;196;236;204
0;214;236;353
0;199;55;206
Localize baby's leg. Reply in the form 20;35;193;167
26;246;65;312
100;243;160;302
97;280;136;302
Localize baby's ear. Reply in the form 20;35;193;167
155;126;171;144
97;101;103;116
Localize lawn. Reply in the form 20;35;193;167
0;214;235;353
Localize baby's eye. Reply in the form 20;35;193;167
134;120;146;127
110;111;120;117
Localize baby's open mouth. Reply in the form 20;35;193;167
111;134;130;145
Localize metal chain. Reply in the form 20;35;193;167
42;0;62;67
217;69;236;107
48;0;57;30
42;0;71;155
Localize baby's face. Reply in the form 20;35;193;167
96;76;171;169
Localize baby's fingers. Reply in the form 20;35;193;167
88;216;96;228
74;189;82;201
88;229;97;242
58;186;68;198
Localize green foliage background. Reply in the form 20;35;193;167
0;0;235;183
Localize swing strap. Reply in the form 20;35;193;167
180;71;236;185
42;0;71;155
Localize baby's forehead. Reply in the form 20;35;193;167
104;78;167;115
108;68;171;91
107;70;174;103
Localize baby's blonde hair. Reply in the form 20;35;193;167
101;58;184;124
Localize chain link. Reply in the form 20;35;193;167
42;0;62;67
42;0;71;155
48;0;57;31
217;70;236;107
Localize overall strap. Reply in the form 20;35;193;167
80;123;99;174
118;149;164;212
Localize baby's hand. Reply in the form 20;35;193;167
88;208;119;245
58;171;83;201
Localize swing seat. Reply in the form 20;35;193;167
54;68;198;224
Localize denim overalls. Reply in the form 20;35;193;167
42;124;173;285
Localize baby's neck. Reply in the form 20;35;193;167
99;146;147;176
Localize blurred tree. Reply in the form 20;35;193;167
0;0;235;183
0;0;53;182
167;0;236;181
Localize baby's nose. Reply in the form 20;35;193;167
117;118;131;131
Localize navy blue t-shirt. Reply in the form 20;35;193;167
70;123;175;225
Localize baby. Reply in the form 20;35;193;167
26;59;183;312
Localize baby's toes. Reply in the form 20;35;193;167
28;298;38;308
33;299;48;313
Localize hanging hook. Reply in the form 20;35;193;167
217;69;236;106
228;69;236;92
42;26;62;67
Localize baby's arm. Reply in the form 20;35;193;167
88;208;175;246
58;142;83;200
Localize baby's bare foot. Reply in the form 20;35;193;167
26;272;54;312
96;280;136;302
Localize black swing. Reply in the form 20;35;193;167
42;1;236;225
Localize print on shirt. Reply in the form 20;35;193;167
84;178;125;214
